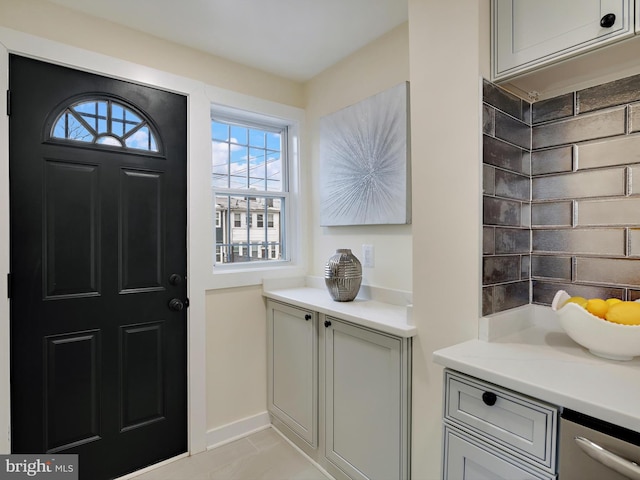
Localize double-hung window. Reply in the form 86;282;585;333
212;112;288;265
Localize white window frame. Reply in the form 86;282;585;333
207;99;304;288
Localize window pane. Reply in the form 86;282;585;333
214;194;284;265
266;151;282;192
53;112;94;142
249;129;265;148
212;121;229;141
111;103;126;137
212;140;230;188
125;125;158;151
229;146;249;189
230;125;248;145
96;135;122;146
249;147;266;190
266;132;281;150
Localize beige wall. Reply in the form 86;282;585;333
408;1;489;478
304;23;412;291
205;286;267;428
0;0;304;108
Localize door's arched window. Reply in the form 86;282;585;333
51;99;160;152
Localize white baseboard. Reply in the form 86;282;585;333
206;411;271;450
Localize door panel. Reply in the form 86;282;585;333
45;331;101;453
9;54;187;480
119;169;164;292
120;322;165;431
44;161;100;298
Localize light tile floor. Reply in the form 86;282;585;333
131;428;330;480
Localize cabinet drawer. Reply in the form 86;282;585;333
444;370;557;471
444;426;555;480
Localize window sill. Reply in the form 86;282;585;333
205;263;306;290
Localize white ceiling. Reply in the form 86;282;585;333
46;0;408;82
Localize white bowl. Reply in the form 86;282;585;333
551;290;640;361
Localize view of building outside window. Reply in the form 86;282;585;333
212;117;286;264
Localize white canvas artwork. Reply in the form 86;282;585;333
319;82;411;226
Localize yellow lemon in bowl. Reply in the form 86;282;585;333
563;296;587;308
586;298;609;319
605;301;640;325
605;298;622;307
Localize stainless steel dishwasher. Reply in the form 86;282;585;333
560;409;640;479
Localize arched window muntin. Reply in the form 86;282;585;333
48;95;163;155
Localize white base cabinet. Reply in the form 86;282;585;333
267;301;317;447
442;370;558;480
444;427;553;480
267;300;412;480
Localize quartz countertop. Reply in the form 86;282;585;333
433;305;640;432
262;277;416;338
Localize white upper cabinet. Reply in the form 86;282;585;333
493;0;633;80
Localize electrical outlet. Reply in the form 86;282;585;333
362;244;374;268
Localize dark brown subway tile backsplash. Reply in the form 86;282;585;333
531;146;573;175
531;255;572;281
483;73;640;315
575;198;640;226
532;229;625;256
482;79;529;121
532;107;626;149
531;202;572;227
482;80;531;315
483;136;530;174
531;168;625;201
576;135;640;169
531;92;574;124
577;73;640;113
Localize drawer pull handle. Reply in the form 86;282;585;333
482;391;497;406
575;436;640;480
600;13;616;28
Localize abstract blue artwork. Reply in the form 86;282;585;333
319;82;411;226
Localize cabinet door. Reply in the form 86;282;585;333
444;427;554;480
493;0;631;80
267;301;317;446
324;318;408;480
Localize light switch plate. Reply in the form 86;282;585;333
362;244;374;268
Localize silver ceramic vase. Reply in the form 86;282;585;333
324;249;362;302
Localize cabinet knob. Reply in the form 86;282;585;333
305;314;311;321
324;320;332;328
482;391;497;406
600;13;616;28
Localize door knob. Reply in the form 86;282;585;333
169;274;183;285
168;298;184;311
600;13;616;28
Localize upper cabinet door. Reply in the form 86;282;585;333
493;0;632;80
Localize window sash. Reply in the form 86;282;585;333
211;112;291;267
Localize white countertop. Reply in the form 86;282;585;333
433;305;640;432
262;277;416;338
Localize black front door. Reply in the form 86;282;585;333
9;55;188;480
